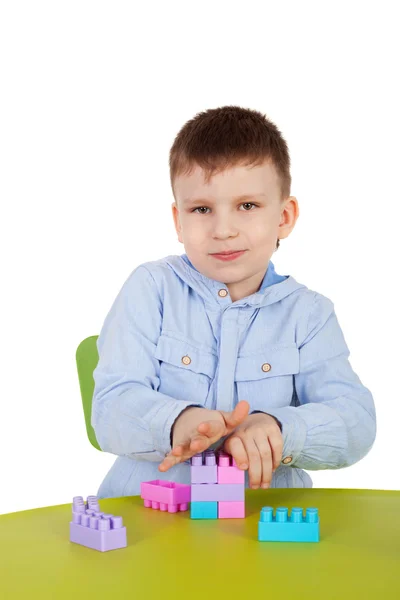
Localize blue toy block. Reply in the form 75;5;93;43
258;506;319;542
190;501;218;520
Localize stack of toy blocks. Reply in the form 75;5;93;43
258;506;319;542
70;495;127;551
190;451;245;519
140;480;191;513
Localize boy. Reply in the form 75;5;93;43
91;105;376;498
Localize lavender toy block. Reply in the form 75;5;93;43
258;506;320;542
70;496;127;552
218;501;245;519
191;452;218;484
140;480;191;512
217;453;245;484
191;483;244;502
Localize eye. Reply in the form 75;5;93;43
240;202;257;211
192;203;257;214
192;207;210;214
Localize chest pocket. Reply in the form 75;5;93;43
154;334;217;405
235;344;300;412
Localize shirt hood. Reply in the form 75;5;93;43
163;253;307;309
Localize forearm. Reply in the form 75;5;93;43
92;382;198;460
265;389;376;470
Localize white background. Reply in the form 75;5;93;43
1;1;399;515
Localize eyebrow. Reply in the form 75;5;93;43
182;193;267;205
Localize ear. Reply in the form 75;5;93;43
278;196;299;239
171;202;184;244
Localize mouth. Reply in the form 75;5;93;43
210;250;247;261
211;250;245;255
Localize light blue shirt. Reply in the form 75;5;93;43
92;254;376;497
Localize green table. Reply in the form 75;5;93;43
1;488;399;599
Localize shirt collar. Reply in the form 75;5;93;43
181;253;287;290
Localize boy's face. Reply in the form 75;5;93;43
172;160;298;302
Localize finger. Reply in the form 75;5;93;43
221;400;250;433
159;425;222;472
269;431;284;471
224;435;248;470
254;432;273;488
189;431;217;454
158;444;184;472
197;419;225;441
243;437;262;489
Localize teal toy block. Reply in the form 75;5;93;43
190;501;218;520
258;506;319;542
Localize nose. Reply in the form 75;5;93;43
211;212;239;239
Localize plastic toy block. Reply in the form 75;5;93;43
218;501;245;519
140;480;191;512
258;506;319;542
217;453;245;484
70;496;127;552
191;501;218;519
191;452;218;483
191;483;244;502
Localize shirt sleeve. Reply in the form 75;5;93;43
91;265;200;461
264;293;377;470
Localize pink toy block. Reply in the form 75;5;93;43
218;501;245;519
140;480;191;512
70;496;127;552
191;452;218;483
191;483;244;502
217;453;245;484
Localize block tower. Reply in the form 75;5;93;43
190;451;245;519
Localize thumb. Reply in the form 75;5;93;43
220;400;250;433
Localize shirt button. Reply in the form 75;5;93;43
282;456;293;465
181;355;191;365
262;363;271;372
218;289;228;297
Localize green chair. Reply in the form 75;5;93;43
76;335;102;451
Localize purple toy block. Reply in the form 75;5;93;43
191;465;218;484
140;480;191;512
218;501;245;519
191;483;244;502
70;495;127;552
217;453;245;484
191;452;218;483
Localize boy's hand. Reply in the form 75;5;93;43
158;400;250;472
223;412;283;489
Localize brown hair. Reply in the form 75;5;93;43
169;105;292;251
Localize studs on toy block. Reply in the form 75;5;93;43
70;495;127;552
258;506;319;542
140;480;191;512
